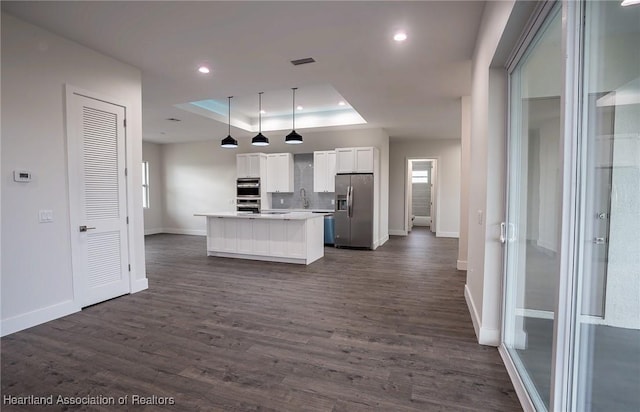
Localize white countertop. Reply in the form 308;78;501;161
195;211;326;220
263;208;334;213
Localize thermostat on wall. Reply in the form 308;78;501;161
13;170;32;182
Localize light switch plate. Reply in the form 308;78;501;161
39;209;54;223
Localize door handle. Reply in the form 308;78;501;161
347;185;353;218
79;225;96;232
593;237;607;245
500;222;506;244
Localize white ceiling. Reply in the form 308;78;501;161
2;1;485;144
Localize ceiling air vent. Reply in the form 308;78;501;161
290;57;316;66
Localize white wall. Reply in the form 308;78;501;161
162;141;237;235
464;1;515;346
536;117;561;252
1;13;146;335
158;128;389;245
142;142;165;234
605;94;640;329
458;96;471;270
389;138;461;238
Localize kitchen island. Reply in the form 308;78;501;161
194;212;325;265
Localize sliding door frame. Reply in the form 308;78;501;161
550;1;584;410
498;1;585;410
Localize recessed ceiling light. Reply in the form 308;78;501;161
338;101;346;106
197;66;210;74
621;0;640;6
297;105;303;111
393;32;407;42
260;110;266;114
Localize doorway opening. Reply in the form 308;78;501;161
405;158;438;235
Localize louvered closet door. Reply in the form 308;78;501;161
69;92;129;308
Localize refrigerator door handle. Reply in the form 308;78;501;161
347;185;353;218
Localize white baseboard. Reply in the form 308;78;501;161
1;300;80;337
389;229;407;236
374;235;389;249
535;239;557;254
516;308;555;320
498;345;536;412
144;228;163;235
465;284;481;340
131;277;149;293
464;284;500;346
437;231;459;238
162;228;206;236
456;260;467;270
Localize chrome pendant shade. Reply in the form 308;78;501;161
285;87;303;144
220;96;238;148
252;92;269;146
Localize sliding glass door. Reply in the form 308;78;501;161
502;5;562;410
572;1;640;410
502;1;639;410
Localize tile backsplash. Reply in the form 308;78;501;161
271;153;334;210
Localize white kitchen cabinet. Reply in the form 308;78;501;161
222;219;237;252
266;153;294;193
335;147;377;173
313;150;336;192
268;220;287;256
286;220;306;258
252;220;270;255
198;213;324;265
207;217;225;251
236;219;253;254
237;153;266;178
335;148;355;174
354;147;374;173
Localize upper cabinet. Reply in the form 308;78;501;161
313;150;337;192
266;153;294;193
237;153;266;178
335;147;377;173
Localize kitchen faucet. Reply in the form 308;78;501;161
300;188;310;209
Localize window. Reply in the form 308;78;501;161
142;161;150;208
412;170;429;184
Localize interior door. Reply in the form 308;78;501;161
68;91;130;308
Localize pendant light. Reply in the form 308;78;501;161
285;87;303;144
220;96;238;148
251;92;269;146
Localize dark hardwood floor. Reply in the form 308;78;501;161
1;228;521;411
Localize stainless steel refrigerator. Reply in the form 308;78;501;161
334;173;374;249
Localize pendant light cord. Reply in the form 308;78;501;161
292;87;297;130
259;92;263;134
227;96;232;135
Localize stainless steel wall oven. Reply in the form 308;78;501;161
237;178;261;213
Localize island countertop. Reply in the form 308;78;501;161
194;211;327;220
